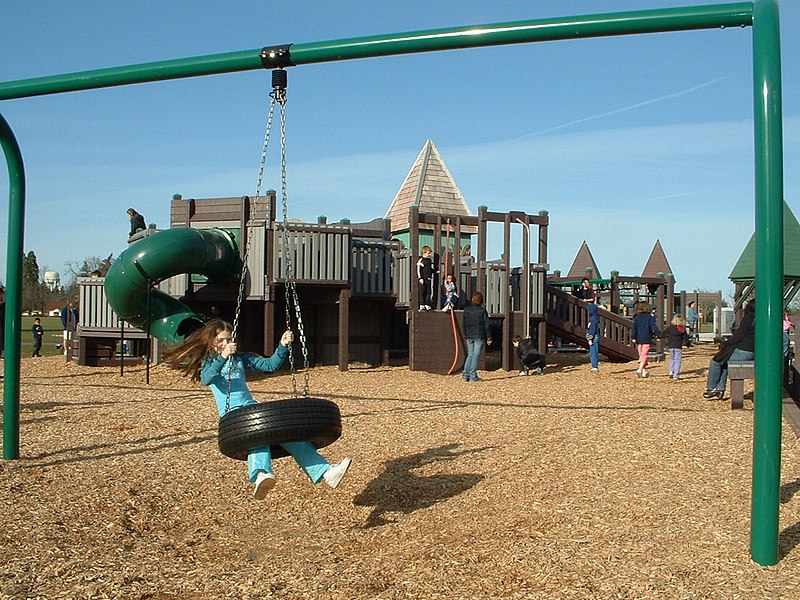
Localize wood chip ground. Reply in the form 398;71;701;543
1;345;799;599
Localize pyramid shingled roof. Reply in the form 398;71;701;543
384;140;473;231
566;241;602;280
641;240;674;278
729;200;800;280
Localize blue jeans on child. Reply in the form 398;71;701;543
589;338;599;369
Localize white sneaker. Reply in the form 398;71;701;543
253;471;276;499
635;368;642;376
518;370;526;377
668;371;674;377
641;369;649;378
323;457;352;489
590;367;599;373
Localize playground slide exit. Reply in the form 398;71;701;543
104;228;239;345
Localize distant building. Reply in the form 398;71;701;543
43;271;60;291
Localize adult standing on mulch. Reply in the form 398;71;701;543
60;301;78;357
462;290;492;382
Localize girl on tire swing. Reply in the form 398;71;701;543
163;318;352;499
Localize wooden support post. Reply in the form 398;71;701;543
434;214;442;309
263;300;275;356
655;273;665;355
454;217;462;302
477;206;487;298
410;205;420;312
502;213;512;371
521;215;530;337
338;288;350;372
538;210;548;266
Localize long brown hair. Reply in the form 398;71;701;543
162;318;231;382
471;291;484;306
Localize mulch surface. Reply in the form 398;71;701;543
1;345;800;599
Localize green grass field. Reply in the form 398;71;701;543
20;315;64;357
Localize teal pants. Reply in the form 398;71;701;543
247;441;330;483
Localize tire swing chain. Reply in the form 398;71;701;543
275;74;310;399
223;69;287;414
215;72;345;462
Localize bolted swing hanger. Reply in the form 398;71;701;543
260;44;294;69
260;44;293;103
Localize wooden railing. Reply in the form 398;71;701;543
545;284;637;361
77;277;148;338
351;239;400;296
485;262;507;314
272;223;351;284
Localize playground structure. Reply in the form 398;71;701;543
75;184;676;374
0;1;787;566
72;138;722;373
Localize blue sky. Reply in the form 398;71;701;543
1;0;799;299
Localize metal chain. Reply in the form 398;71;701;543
277;90;310;397
224;79;280;414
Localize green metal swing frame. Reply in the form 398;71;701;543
0;1;786;565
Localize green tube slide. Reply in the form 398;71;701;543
104;227;240;345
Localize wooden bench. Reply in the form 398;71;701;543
728;361;754;410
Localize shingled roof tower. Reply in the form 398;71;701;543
565;241;602;280
641;240;674;279
384;139;473;235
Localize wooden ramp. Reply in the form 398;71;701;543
406;286;637;374
544;285;637;362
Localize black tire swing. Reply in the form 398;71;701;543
217;68;342;461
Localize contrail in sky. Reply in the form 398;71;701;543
507;74;737;143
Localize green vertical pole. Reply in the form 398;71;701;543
0;112;25;460
750;0;783;567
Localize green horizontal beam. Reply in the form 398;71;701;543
0;3;752;100
0;49;266;100
289;3;753;65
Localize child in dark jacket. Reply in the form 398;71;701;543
31;317;44;357
512;335;546;376
416;245;435;311
661;314;691;380
631;302;661;378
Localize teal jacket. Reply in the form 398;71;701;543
201;345;288;416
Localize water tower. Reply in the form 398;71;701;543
43;271;60;291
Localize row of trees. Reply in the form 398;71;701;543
17;251;114;314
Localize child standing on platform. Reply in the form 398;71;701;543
662;313;691;380
416;245;435;311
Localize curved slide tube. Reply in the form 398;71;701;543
104;228;239;345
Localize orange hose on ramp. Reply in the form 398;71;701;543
447;307;460;375
444;218;461;375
